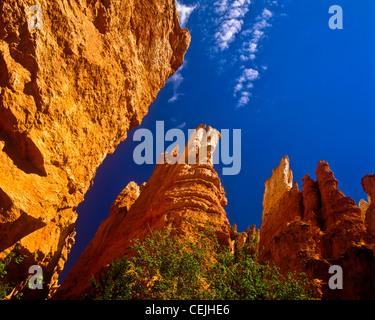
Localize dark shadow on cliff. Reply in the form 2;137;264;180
0;128;47;176
0;187;46;252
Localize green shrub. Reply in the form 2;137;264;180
210;241;315;300
0;245;28;300
84;228;315;300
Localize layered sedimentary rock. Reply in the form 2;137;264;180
0;0;190;299
53;125;232;299
260;156;375;299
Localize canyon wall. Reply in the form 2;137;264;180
53;125;232;299
1;1;373;301
0;0;190;299
260;156;375;299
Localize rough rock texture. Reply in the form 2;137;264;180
0;0;190;299
109;181;140;217
361;174;375;242
259;156;375;299
53;125;232;300
231;224;259;254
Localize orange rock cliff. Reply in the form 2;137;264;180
0;0;190;299
1;0;374;301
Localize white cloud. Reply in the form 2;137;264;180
262;8;273;19
214;0;252;51
242;68;259;82
176;0;197;28
214;0;230;15
234;68;259;108
166;60;187;103
234;68;259;93
231;7;274;107
167;71;184;103
200;0;278;108
237;91;251;107
240;8;273;61
176;121;187;129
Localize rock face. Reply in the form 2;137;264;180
361;174;375;243
260;156;375;299
0;0;190;299
53;125;232;299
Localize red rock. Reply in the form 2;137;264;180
259;157;375;299
53;125;232;299
361;174;375;242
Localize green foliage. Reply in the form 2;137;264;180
84;228;316;300
0;245;28;300
209;242;315;300
85;229;214;300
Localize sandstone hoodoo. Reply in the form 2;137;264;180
0;0;190;299
54;125;233;299
259;156;375;299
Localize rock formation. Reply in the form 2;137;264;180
1;1;373;301
55;152;375;300
259;156;375;299
0;0;190;299
361;174;375;244
53;125;232;299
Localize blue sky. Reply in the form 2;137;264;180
60;0;374;281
